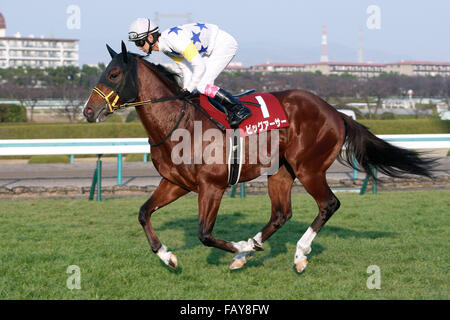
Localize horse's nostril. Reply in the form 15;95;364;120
84;107;94;118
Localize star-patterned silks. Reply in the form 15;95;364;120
195;23;207;30
191;31;201;44
169;26;182;35
199;45;208;54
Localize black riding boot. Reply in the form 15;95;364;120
214;88;252;128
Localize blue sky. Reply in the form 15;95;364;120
1;0;449;66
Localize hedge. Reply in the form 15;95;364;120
358;120;449;134
0;122;146;139
0;119;448;139
0;104;27;123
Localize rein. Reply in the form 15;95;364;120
92;86;228;147
92;86;187;147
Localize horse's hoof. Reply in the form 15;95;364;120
230;257;247;270
168;253;178;269
252;239;264;251
295;258;308;273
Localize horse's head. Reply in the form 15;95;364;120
83;41;139;123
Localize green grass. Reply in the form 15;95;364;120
125;154;150;162
28;155;70;164
0;190;448;300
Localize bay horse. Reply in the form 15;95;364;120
83;42;435;273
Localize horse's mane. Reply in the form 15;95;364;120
131;53;182;93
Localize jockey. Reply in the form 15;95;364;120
128;18;251;128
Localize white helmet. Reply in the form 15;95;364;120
128;18;159;41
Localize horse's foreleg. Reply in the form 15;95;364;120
294;173;340;273
230;165;294;269
139;178;189;269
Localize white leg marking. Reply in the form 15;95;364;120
230;233;264;270
232;239;255;253
156;244;172;265
253;232;263;246
232;232;263;253
294;227;317;264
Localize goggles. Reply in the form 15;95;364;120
128;31;147;41
134;38;147;47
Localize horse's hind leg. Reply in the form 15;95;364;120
293;172;340;273
139;178;189;269
229;164;294;269
197;182;263;268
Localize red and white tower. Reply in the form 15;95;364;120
320;25;329;62
0;13;6;37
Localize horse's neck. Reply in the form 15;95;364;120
135;62;188;147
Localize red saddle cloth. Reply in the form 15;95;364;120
199;93;289;137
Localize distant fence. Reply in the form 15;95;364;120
1;134;449;188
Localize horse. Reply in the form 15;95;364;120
83;42;435;273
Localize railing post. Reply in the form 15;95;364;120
352;158;358;179
89;154;102;201
240;183;246;198
143;154;149;163
230;184;237;198
96;154;102;202
88;168;98;201
360;166;377;196
117;154;123;186
70;154;75;164
372;168;378;195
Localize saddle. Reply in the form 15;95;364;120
199;90;290;187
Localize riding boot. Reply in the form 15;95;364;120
213;88;252;128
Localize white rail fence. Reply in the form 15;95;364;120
1;135;449;187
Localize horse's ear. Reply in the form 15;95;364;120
121;41;128;64
106;44;117;58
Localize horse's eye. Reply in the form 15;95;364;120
110;72;120;80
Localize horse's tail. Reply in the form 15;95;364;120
338;114;437;180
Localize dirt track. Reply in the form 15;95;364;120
0;157;448;199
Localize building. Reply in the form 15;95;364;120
249;63;305;73
385;61;450;77
304;62;386;77
0;12;79;68
224;62;249;73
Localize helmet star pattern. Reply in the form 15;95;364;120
199;45;208;54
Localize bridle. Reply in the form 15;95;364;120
91;86;181;113
91;85;227;146
91;86;188;147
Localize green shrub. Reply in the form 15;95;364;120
0;122;146;139
0;104;27;123
28;155;70;164
380;112;395;120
